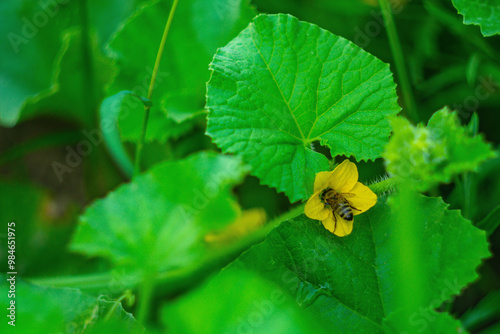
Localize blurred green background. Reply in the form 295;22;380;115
1;0;499;333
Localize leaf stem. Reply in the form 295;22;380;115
378;0;419;123
136;277;155;324
462;172;472;219
79;0;95;127
368;175;396;195
104;290;133;321
134;0;179;175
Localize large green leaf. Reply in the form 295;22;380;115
0;280;141;334
22;29;116;127
0;280;93;333
99;90;155;178
206;14;400;202
451;0;500;37
0;0;71;127
383;308;466;334
161;267;329;334
70;152;248;274
236;195;489;333
0;0;148;127
106;0;256;142
384;107;495;190
86;0;150;47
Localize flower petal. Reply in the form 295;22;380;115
305;192;330;220
329;160;358;193
313;171;334;192
321;213;353;237
343;182;377;215
321;212;336;233
333;216;353;237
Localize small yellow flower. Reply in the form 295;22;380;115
305;160;377;237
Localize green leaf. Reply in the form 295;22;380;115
237;195;489;333
106;0;256;142
383;308;466;334
22;28;116;127
206;14;400;202
99;90;153;178
70;152;248;274
75;296;143;334
0;279;142;334
451;0;500;37
83;319;143;334
117;104;198;145
384;107;495;190
0;0;147;127
0;279;95;334
161;267;329;334
0;0;70;127
86;0;151;47
476;205;500;236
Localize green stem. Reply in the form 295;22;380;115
463;115;478;220
134;0;180;175
378;0;419;123
104;291;132;321
368;176;396;195
136;277;155;324
462;172;472;219
79;0;95;127
392;186;427;319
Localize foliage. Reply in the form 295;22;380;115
1;0;500;333
207;13;400;202
233;195;488;333
384;107;495;191
71;152;247;274
451;0;500;37
0;280;142;334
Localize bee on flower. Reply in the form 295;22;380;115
305;160;377;237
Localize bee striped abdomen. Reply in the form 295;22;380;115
321;189;354;221
333;201;353;221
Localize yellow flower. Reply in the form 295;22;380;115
305;160;377;237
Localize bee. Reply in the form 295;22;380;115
320;188;361;227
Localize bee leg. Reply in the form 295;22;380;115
333;213;337;232
341;193;362;211
351;205;362;212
